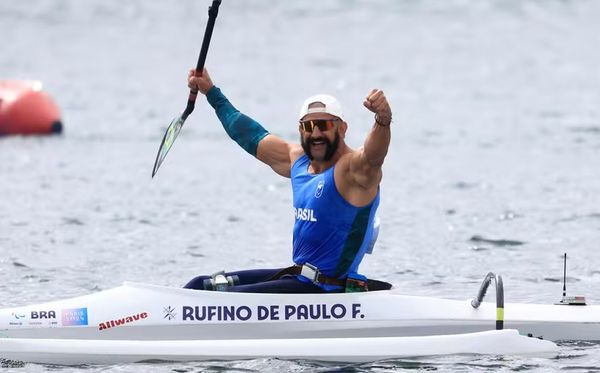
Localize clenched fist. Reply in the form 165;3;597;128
363;89;392;127
187;68;214;95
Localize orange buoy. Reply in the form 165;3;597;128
0;80;63;136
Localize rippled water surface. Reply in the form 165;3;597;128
1;0;600;371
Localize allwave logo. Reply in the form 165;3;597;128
294;207;317;222
98;312;148;331
315;180;324;198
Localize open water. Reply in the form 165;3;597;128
1;0;600;371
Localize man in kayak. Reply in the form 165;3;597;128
184;68;392;293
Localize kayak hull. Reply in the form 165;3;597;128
0;330;557;365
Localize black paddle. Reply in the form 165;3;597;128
152;0;223;178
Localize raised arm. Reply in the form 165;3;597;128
188;68;299;177
348;89;392;190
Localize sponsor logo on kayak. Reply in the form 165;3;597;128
12;312;26;320
163;306;176;321
62;308;88;326
181;303;364;322
294;207;317;222
98;312;148;331
9;312;26;326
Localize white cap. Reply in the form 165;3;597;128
299;94;345;121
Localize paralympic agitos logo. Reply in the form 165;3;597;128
98;312;148;331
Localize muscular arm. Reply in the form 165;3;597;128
206;86;300;177
351;122;391;188
256;136;304;178
206;86;269;156
348;89;392;190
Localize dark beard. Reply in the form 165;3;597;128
301;131;340;161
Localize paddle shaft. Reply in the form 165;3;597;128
182;0;222;120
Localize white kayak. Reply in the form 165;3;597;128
2;279;592;364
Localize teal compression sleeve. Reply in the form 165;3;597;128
206;86;269;157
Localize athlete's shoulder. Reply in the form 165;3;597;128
335;146;360;171
290;144;305;164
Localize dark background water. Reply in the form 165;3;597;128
1;0;600;371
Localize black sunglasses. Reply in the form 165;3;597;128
299;119;341;132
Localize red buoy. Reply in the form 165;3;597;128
0;80;63;136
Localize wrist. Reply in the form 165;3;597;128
201;84;215;95
375;114;391;127
206;85;224;108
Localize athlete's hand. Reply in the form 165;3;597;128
363;89;392;126
187;67;214;95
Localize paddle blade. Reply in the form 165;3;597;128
151;115;186;177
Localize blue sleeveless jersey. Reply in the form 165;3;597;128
291;154;380;289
